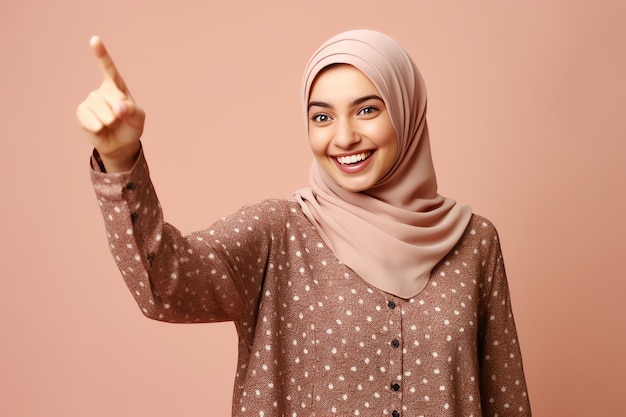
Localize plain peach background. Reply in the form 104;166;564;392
1;1;625;416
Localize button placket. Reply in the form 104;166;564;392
387;298;403;415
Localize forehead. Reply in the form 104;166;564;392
309;64;381;102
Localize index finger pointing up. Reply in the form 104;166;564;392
90;35;128;92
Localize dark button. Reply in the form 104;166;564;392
391;383;400;391
131;212;138;223
392;411;400;417
387;300;396;309
391;339;400;348
147;253;155;267
126;182;137;191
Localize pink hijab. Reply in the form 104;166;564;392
293;30;472;299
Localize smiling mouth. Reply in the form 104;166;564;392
335;151;373;165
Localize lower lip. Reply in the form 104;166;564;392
333;153;373;174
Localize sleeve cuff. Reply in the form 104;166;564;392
90;145;151;202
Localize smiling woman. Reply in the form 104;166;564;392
78;29;531;416
307;64;398;192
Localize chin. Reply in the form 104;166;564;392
335;179;374;193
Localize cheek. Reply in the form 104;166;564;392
384;126;399;158
367;119;397;150
307;128;329;157
372;120;399;170
381;115;399;152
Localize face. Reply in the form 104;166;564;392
307;64;398;193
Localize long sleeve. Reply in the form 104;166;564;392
90;149;279;325
477;228;531;416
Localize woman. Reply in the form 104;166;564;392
78;29;531;416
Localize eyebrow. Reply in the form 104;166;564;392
307;94;384;110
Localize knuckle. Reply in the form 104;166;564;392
88;90;102;101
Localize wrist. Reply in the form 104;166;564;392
98;142;141;173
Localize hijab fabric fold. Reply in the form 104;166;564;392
293;30;472;299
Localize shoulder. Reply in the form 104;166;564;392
454;213;503;260
237;198;303;218
465;213;501;240
220;199;306;229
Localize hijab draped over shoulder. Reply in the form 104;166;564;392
293;29;472;299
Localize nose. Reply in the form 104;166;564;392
333;118;361;149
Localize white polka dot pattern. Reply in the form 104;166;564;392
91;152;531;416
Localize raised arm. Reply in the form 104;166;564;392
76;36;144;172
79;36;282;326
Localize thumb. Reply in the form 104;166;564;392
113;100;145;129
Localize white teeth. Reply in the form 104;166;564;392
336;151;372;165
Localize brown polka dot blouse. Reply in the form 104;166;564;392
91;151;531;416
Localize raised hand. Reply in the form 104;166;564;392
76;36;145;172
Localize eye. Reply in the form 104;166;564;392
311;113;332;123
357;106;379;117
